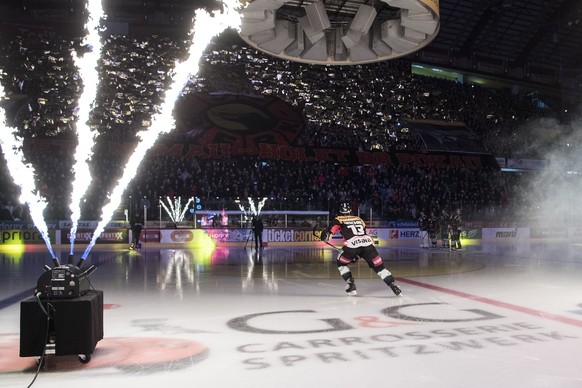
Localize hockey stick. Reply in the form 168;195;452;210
312;227;342;251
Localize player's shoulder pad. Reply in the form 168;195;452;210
337;215;362;222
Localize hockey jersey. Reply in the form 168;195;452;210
329;215;374;248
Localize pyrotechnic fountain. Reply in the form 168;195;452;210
0;0;243;265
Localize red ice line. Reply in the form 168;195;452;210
398;277;582;328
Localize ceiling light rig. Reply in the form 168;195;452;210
238;0;440;65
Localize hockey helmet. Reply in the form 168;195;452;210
339;202;351;215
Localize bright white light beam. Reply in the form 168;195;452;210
160;196;195;222
68;0;106;255
236;199;251;222
249;197;267;216
81;0;243;260
0;84;56;261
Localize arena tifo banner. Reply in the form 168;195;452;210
154;143;499;169
24;137;498;169
22;92;497;168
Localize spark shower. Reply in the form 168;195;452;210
0;0;243;264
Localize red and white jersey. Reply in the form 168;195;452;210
329;215;374;248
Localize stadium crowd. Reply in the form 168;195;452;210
0;31;571;223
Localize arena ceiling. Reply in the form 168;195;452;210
435;0;582;75
1;0;582;76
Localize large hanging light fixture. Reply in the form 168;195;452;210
239;0;440;65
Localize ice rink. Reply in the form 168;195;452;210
1;240;582;388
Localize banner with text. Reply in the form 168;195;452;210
24;138;498;170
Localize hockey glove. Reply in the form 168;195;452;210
320;229;330;241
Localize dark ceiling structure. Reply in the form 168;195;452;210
1;0;581;83
435;0;582;76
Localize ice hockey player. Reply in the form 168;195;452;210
418;210;430;248
449;208;463;251
129;211;143;251
440;209;450;249
320;202;401;296
428;209;439;249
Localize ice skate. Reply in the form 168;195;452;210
389;282;402;296
345;278;357;296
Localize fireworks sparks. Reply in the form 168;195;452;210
80;0;243;260
0;84;56;260
0;0;244;263
160;196;195;223
236;197;268;222
68;0;106;254
249;197;268;216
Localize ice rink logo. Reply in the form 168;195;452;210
0;336;208;374
226;306;578;370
